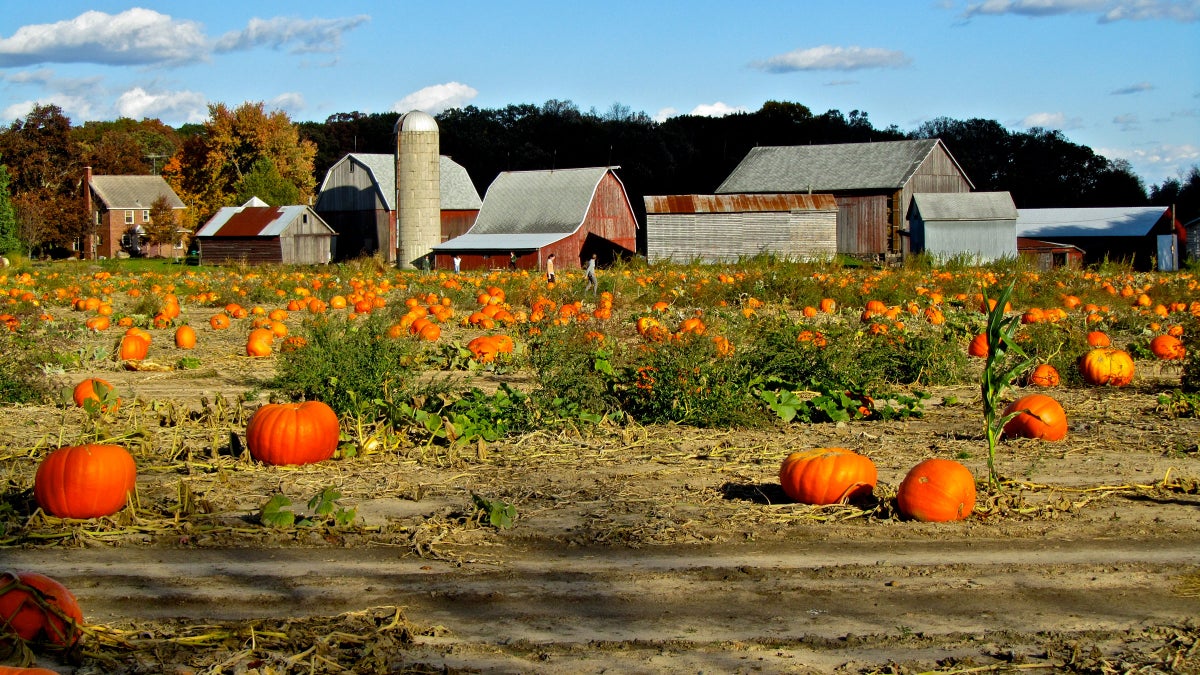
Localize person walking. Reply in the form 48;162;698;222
509;251;518;269
545;253;556;284
452;255;461;273
584;254;597;294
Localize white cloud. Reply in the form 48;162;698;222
1111;81;1155;94
959;0;1199;22
752;45;911;72
214;15;370;55
2;100;38;123
392;82;478;115
115;87;207;124
1017;111;1084;129
0;8;208;67
269;92;306;116
653;107;679;123
1098;142;1200;183
689;102;750;117
1113;113;1140;130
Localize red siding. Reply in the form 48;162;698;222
440;210;479;241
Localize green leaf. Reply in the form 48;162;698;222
308;487;341;516
260;494;295;528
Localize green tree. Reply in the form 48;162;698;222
0;162;18;254
233;157;300;206
145;194;178;249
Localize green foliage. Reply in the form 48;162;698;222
0;330;56;404
1156;389;1200;418
471;493;516;529
980;282;1036;488
759;381;927;424
380;384;533;450
1180;315;1200;393
0;162;19;255
525;323;623;419
259;488;356;528
234;157;301;207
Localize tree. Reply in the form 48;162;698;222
0;162;18;255
73;118;181;175
145;194;178;250
1151;165;1200;225
234;157;301;206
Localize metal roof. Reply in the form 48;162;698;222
715;139;968;193
1016;206;1170;238
467;166;616;235
195;205;335;238
644;193;838;214
432;232;570;252
910;192;1017;221
90;175;185;209
319;153;482;211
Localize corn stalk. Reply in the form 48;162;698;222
981;281;1036;489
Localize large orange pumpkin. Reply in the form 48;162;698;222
72;377;120;412
896;458;976;522
1002;394;1068;441
246;401;340;466
467;335;502;363
0;571;83;647
34;444;137;519
1149;334;1185;360
174;324;197;349
246;328;274;357
967;333;989;358
117;332;150;361
1027;363;1060;387
1079;348;1135;387
778;448;877;505
1086;331;1111;347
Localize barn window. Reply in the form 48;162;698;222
303;214;309;224
125;210;134;225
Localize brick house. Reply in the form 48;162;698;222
84;167;188;259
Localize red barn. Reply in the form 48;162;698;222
432;167;637;271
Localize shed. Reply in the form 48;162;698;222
1184;217;1200;263
195;199;335;265
1017;238;1085;270
84;168;188;260
432;167;638;271
715;139;973;259
314;153;481;261
644;194;838;263
906;192;1017;263
1015;206;1184;271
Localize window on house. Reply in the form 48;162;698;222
125;210;134;225
143;210;150;222
303;214;308;223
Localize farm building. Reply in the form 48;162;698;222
83;168;188;260
195;198;336;265
313;153;482;262
715;139;973;260
432;167;638;272
1017;238;1085;270
643;194;838;263
1185;217;1200;263
1015;206;1184;271
906;192;1017;263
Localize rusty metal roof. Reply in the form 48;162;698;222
644;193;837;214
195;205;335;238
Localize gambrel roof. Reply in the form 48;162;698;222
195;204;335;238
716;139;971;193
90;175;185;209
321;153;482;210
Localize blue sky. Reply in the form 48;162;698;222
1;0;1197;187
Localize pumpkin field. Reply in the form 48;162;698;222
1;255;1198;674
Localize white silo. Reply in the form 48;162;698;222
395;110;441;269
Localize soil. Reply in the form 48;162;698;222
3;324;1199;674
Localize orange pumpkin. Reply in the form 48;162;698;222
1149;334;1185;360
0;665;62;674
174;324;197;349
117;332;150;361
1079;348;1135;387
1027;363;1060;387
246;401;340;466
467;335;502;363
0;571;83;647
72;377;120;412
896;458;976;522
778;448;877;505
246;328;274;357
1002;394;1068;441
967;333;989;358
34;444;137;519
1086;331;1111;347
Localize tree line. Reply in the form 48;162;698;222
0;99;1196;258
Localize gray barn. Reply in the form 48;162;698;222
644;194;838;263
195;199;335;265
907;192;1017;263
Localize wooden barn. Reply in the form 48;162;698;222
195;198;335;265
83;168;188;260
715;139;973;260
313;153;481;261
1017;238;1085;270
644;194;838;263
1015;206;1184;271
432;167;637;271
906;192;1017;263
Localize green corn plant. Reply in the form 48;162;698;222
981;281;1036;489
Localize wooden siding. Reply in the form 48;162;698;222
199;212;333;266
582;172;639;253
647;211;836;263
440;210;479;242
314;161;388;212
897;146;972;255
836;195;889;256
199;239;284;265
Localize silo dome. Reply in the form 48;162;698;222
395;110;438;134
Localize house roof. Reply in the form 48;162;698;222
195;205;335;238
1016;206;1170;238
431;232;571;252
90;175;185;210
644;193;838;214
715;139;971;194
910;192;1017;222
325;153;482;211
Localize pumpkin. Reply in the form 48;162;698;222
34;444;137;519
467;335;502;363
0;665;62;674
246;328;274;357
1027;363;1060;387
1002;394;1068;441
1086;331;1111;347
174;324;197;349
778;448;877;505
1079;348;1135;387
1149;334;1185;360
967;333;989;358
72;377;120;412
246;401;340;466
896;458;976;522
0;571;83;647
117;332;150;361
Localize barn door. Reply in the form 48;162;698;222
1157;235;1177;271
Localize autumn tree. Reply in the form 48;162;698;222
73;118;181;176
145;194;178;250
0;162;18;254
165;101;316;226
0;104;89;253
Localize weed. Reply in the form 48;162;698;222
471;493;516;529
259;488;356;528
